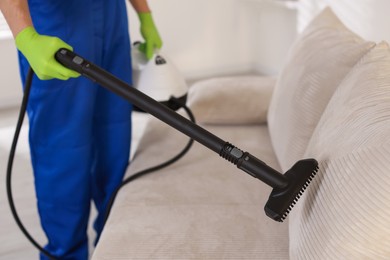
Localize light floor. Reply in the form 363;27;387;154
0;107;149;259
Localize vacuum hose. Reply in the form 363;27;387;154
6;68;56;259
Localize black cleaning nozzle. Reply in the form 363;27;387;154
219;143;318;222
264;159;319;222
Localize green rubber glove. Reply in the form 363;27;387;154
15;27;80;80
138;12;163;60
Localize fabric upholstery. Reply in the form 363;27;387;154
187;76;276;125
267;7;375;171
289;42;390;259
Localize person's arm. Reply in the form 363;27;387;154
0;0;33;38
128;0;162;59
129;0;151;13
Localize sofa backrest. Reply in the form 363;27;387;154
267;7;375;171
289;41;390;259
268;7;390;258
187;76;276;125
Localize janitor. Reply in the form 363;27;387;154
0;0;162;259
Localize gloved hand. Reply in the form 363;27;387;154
138;12;163;60
15;27;80;80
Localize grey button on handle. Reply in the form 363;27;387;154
72;56;84;65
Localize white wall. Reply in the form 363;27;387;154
241;0;298;75
0;39;22;109
298;0;390;43
127;0;254;79
127;0;298;78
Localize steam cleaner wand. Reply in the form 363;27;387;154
55;48;318;222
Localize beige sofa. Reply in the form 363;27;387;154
93;8;390;259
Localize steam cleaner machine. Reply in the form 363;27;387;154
55;48;319;222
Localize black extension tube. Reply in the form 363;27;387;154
55;48;289;189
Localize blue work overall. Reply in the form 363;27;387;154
18;0;132;259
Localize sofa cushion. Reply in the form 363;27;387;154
187;76;276;125
267;7;375;171
93;112;288;259
289;42;390;258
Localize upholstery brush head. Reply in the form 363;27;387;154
264;159;319;222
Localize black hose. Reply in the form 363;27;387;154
6;68;57;260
